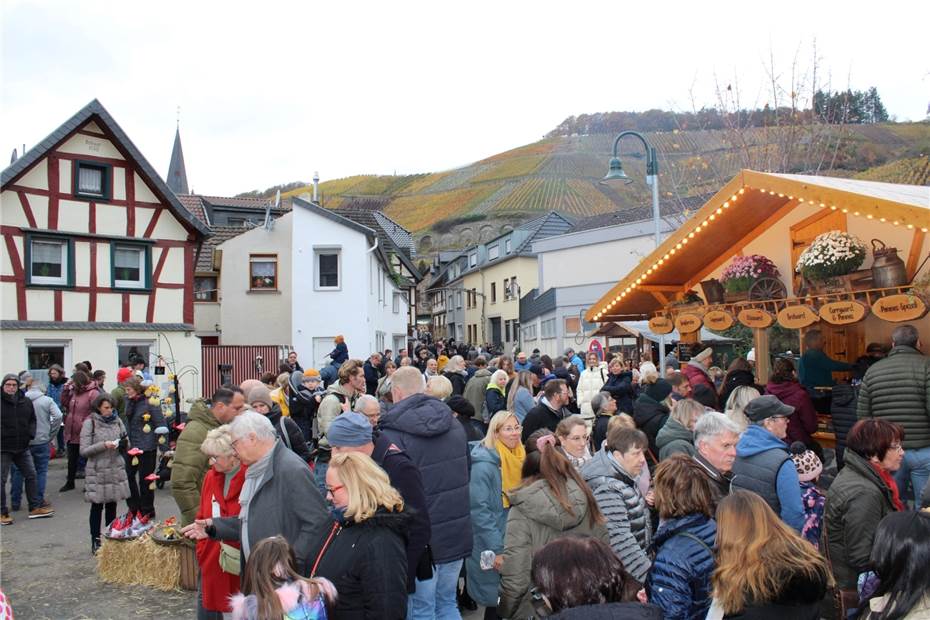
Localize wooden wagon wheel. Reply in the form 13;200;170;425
749;277;787;301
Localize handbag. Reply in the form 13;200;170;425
219;542;241;576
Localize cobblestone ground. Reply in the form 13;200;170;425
1;456;485;619
0;456;196;619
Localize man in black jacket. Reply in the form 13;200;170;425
363;353;383;396
328;411;431;592
521;380;571;442
1;374;54;523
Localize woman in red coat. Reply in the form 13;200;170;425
765;357;820;453
195;425;247;619
60;370;100;492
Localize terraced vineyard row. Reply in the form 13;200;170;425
491;177;616;216
854;156;930;185
384;184;502;232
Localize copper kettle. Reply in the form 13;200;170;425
871;239;907;288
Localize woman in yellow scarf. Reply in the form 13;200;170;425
465;409;526;610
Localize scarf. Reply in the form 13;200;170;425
564;446;592;470
870;462;905;511
239;445;276;558
496;439;526;508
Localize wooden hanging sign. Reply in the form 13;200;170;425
777;305;820;329
871;294;928;322
648;316;674;335
819;300;868;325
703;309;735;331
737;308;775;328
675;313;703;334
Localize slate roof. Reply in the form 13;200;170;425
196;225;250;273
512;211;575;254
569;193;711;234
336;208;420;279
1;99;210;238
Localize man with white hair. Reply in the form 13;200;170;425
353;394;381;427
693;411;741;510
181;411;330;574
379;366;471;619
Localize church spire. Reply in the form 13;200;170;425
167;119;189;195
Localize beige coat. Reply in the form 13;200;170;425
79;412;130;504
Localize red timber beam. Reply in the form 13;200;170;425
183;245;194;324
146;247;171;323
2;233;27;319
47;155;59;229
16;192;37;228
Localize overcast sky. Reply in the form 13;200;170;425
2;1;928;196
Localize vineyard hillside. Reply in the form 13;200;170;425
275;122;930;253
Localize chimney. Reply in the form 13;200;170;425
312;171;320;203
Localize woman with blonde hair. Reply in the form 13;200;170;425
269;372;290;417
466;410;526;614
656;398;704;460
485;369;509;418
442;355;468;396
314;451;409;618
425;374;453;401
724;385;760;433
712;490;828;618
506;371;537;423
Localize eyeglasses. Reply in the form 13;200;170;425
325;485;344;497
501;425;522;433
567;434;590;442
890;443;904;452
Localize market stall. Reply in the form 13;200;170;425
586;170;930;437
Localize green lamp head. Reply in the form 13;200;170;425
603;156;632;183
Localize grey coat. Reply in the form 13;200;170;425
212;442;332;575
79;413;131;504
25;388;62;445
581;449;653;582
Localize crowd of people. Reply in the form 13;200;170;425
2;325;929;619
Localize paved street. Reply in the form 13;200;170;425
1;456;485;619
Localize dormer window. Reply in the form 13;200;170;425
469;253;477;267
505;238;512;254
73;161;112;201
488;245;500;261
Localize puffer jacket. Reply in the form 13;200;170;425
857;345;930;449
633;393;670;460
823;449;899;589
1;387;36;453
765;380;818;446
581;449;652;583
830;383;859;469
576;365;608;421
379;393;472;564
732;424;804;532
657;417;696;461
25;388;63;445
499;477;609;619
463;369;492;417
682;361;715;393
603;370;635;414
62;382;100;444
646;513;716;620
171;400;220;526
124;394;166;453
466;442;508;607
79;412;130;504
313;509;409;620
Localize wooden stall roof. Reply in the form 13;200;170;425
586;170;930;323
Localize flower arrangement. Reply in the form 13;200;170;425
721;255;781;293
795;231;866;281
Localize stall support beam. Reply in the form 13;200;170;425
754;328;771;384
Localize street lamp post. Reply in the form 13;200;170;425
603;131;666;374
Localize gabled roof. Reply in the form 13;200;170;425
177;194;211;227
1;99;209;238
336;208;421;280
292;196;376;236
512;211;574;254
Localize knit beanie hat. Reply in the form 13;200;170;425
645;378;673;402
2;373;18;388
790;441;823;482
327;412;373;447
116;367;134;384
303;368;321;380
437;355;449;372
248;385;274;409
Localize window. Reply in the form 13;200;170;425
456;291;462;309
503;278;510;300
315;249;340;290
228;217;248;227
393;292;401;314
565;317;581;333
27;237;72;286
73;161;111;201
117;340;154;369
505;276;519;300
508;319;520;342
195;276;218;302
488;245;499;261
26;340;71;386
469;253;477;267
505;238;512;254
249;254;278;290
111;244;149;290
523;324;537;341
491;282;497;303
541;318;557;339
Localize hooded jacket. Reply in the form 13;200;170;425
682;361;715;393
498;477;609;619
171;400;221;526
287;370;320;424
646;513;716;620
379;393;472;564
79;411;130;504
442;370;467;397
823;449;899;589
485;383;507;418
62;382;100;444
581;449;652;583
577;364;608;421
656;417;696;461
466;442;509;607
313;509;409;620
764;380;818;446
732;424;804;532
1;383;36;454
25;387;62;445
633;393;670;460
316;382;358;450
603;370;635;414
463;368;492;417
857;345;930;449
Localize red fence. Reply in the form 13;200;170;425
201;345;289;397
